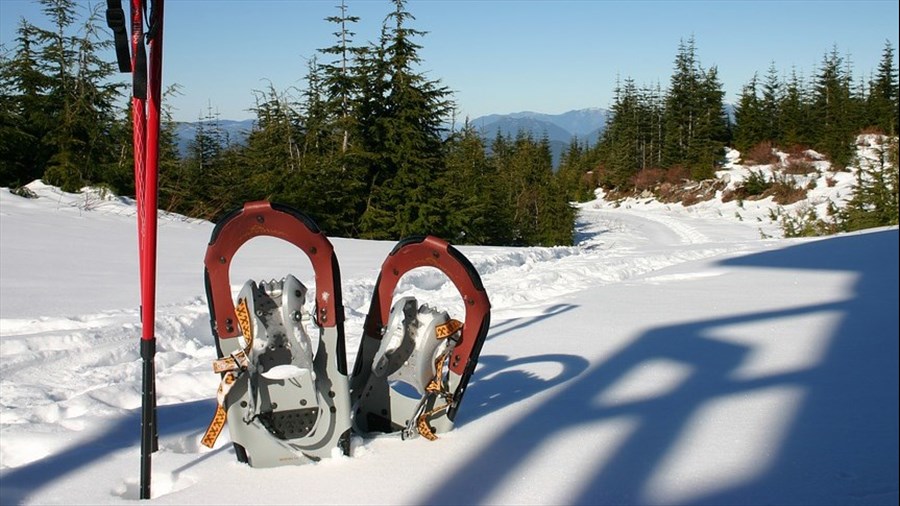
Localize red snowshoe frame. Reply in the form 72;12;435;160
203;201;352;466
203;201;491;462
351;236;491;433
205;201;344;343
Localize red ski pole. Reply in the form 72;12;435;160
128;0;164;499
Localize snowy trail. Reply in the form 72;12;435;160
0;185;767;473
4;175;895;505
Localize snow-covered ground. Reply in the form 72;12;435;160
1;143;897;504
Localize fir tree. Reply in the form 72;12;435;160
441;121;495;243
866;40;899;136
0;20;52;187
811;47;855;168
1;1;123;191
662;37;728;178
780;68;812;148
761;62;782;142
601;77;642;187
35;0;124;191
840;138;899;230
357;0;454;239
732;73;764;153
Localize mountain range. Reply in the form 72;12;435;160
174;108;611;167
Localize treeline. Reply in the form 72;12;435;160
556;37;899;203
0;0;128;194
1;0;573;246
2;0;898;245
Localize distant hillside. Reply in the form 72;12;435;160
174;119;255;156
468;108;608;168
172;108;611;167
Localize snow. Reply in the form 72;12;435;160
1;142;898;504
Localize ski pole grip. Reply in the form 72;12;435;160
205;201;342;339
366;235;490;375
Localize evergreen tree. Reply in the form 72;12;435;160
176;105;231;219
242;82;302;203
601;77;642;187
357;0;454;239
732;73;764;152
0;20;52;187
689;65;729;178
662;37;699;167
1;1;123;191
840;138;899;230
780;68;812;147
556;137;597;202
811;47;855;168
441;121;496;243
320;0;362;157
761;62;782;142
866;40;899;136
662;37;728;178
35;0;124;191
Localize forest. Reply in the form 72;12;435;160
1;0;898;245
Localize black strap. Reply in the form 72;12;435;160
133;34;147;100
132;0;148;100
146;0;160;42
105;0;131;73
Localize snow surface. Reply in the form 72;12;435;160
1;142;898;505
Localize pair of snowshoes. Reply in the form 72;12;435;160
200;201;490;467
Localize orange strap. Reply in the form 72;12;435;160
202;297;255;449
201;371;237;448
415;349;456;441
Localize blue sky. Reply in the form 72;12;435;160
2;0;898;123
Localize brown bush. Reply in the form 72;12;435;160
769;175;807;205
631;168;666;190
744;141;779;165
781;159;817;175
784;144;818;161
858;126;886;138
721;188;745;203
665;165;692;184
681;193;700;206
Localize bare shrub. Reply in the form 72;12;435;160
858;126;886;139
784;144;818;162
665;165;691;184
682;193;700;206
744;141;779;165
631;168;666;191
721;188;742;203
770;174;807;205
782;159;817;175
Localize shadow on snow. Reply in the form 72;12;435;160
416;229;899;505
0;398;218;504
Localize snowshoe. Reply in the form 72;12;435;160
201;201;351;467
350;236;491;440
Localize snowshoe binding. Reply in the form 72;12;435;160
201;201;351;467
350;236;491;440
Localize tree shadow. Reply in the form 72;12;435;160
0;398;218;505
458;353;590;425
416;229;899;505
488;303;578;340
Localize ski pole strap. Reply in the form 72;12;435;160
105;0;131;72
